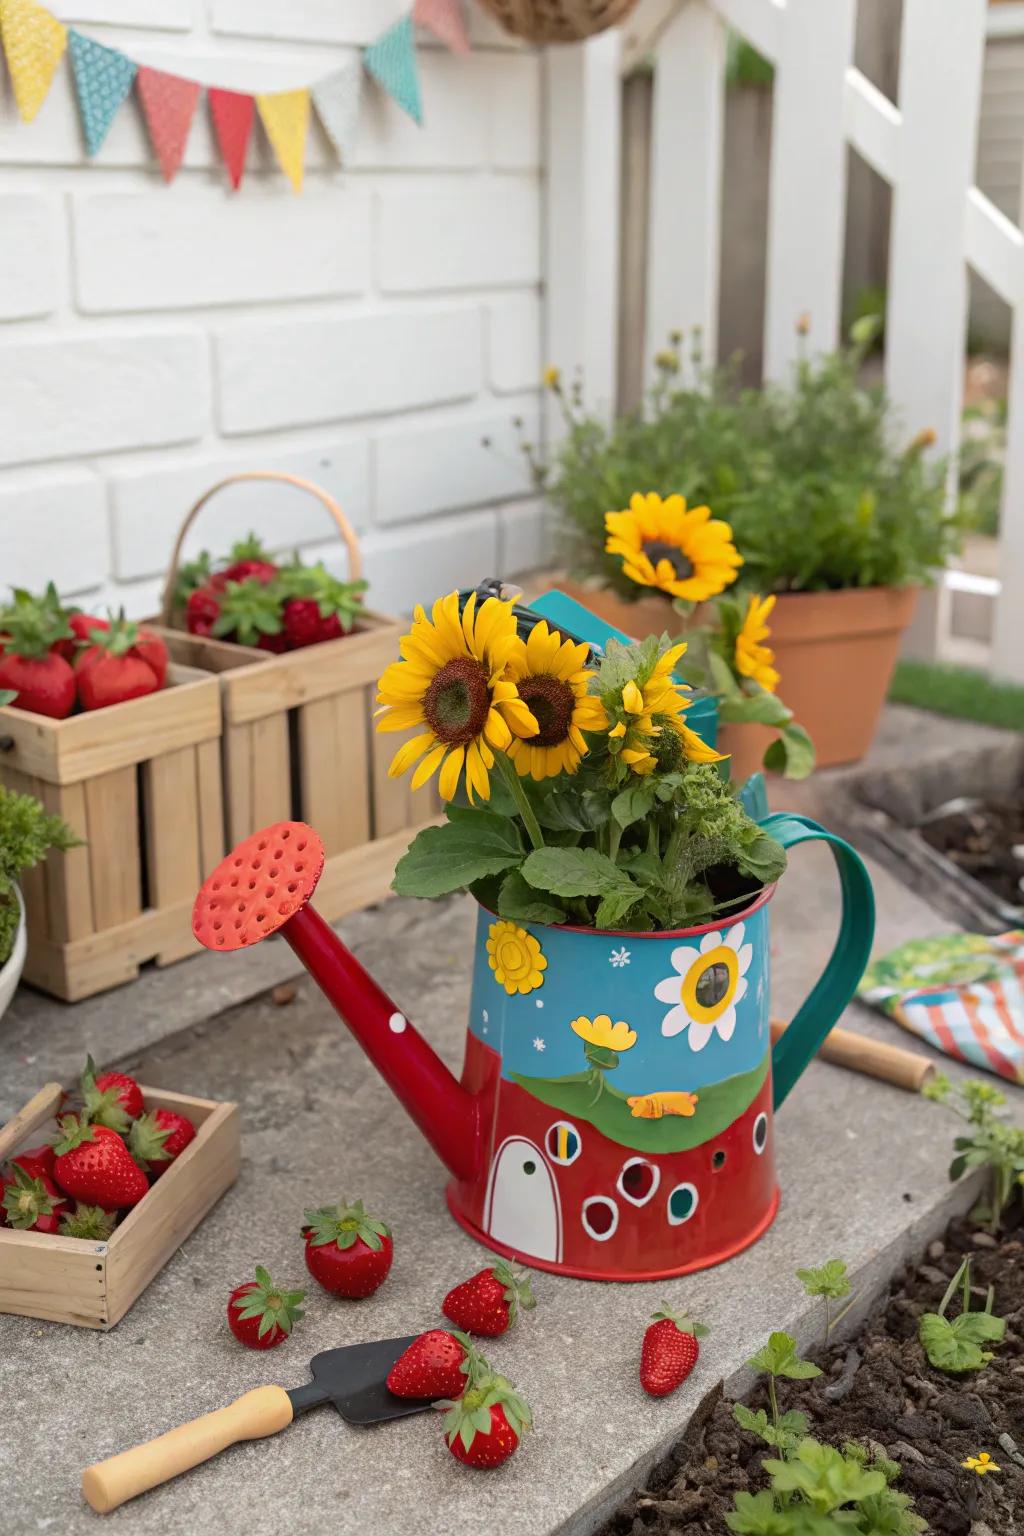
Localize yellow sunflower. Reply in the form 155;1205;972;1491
734;594;780;693
570;1015;637;1053
487;920;546;995
606;642;725;776
605;491;743;602
504;620;607;781
376;591;538;803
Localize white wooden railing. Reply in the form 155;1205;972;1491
543;0;1024;682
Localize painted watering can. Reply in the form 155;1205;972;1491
192;811;873;1282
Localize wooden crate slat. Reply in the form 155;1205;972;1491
298;692;371;855
0;1229;108;1328
39;780;94;943
314;817;441;923
144;747;202;912
195;737;225;878
27;897;197;1003
249;714;291;828
368;685;418;839
223;620;400;724
85;766;142;931
224;721;254;846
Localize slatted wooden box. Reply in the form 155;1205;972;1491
154;623;439;926
0;1081;239;1329
0;665;223;1001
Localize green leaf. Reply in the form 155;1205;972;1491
708;649;742;699
749;1331;822;1381
765;1439;887;1514
732;1403;809;1451
521;845;639;902
724;1491;794;1535
496;870;566;926
734;831;787;885
392;809;523;899
719;688;793;727
610;780;657;830
762;723;816;781
594;887;643;930
918;1308;1005;1373
796;1258;851;1301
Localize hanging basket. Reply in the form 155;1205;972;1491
475;0;639;44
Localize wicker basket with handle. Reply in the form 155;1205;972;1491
476;0;639;43
151;470;440;923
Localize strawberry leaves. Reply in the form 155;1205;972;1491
231;1266;306;1340
303;1198;390;1252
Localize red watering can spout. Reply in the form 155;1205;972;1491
192;821;481;1184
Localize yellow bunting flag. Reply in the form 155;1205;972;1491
0;0;67;122
256;88;310;194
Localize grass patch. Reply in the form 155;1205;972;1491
889;660;1024;731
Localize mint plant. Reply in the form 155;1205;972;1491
918;1255;1005;1373
923;1073;1024;1232
796;1258;855;1345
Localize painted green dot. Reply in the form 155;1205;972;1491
669;1185;694;1220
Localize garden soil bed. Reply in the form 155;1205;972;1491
601;1214;1024;1535
918;794;1024;915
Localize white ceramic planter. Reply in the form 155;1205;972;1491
0;887;26;1022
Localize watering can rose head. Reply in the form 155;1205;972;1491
376;589;788;934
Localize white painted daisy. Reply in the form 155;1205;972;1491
609;947;631;968
654;922;754;1051
533;1037;546;1052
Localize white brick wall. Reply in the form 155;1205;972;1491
0;3;549;618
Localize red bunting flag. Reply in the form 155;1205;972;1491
208;86;254;191
413;0;469;53
137;66;200;182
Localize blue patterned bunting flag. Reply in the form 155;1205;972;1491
363;14;422;126
312;57;363;162
68;27;136;156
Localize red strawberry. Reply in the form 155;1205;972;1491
1;1165;66;1233
386;1329;481;1401
278;563;366;650
80;1055;142;1130
442;1259;536;1337
186;585;222;638
69;612;109;647
639;1307;708;1397
75;616;162;712
128;1108;196;1177
442;1373;532;1469
132;627;168;687
210;579;284;650
52;1115;149;1211
221;534;278;587
302;1199;393;1298
0;601;75;718
11;1143;56;1182
227;1266;305;1350
59;1202;117;1240
280;598;321;650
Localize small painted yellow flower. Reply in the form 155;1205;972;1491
605;491;743;603
570;1014;637;1053
542;365;561;391
734;593;780;693
962;1452;1000;1475
486;920;547;996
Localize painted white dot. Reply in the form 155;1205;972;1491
535;999;544;1009
482;1009;489;1024
388;1012;407;1034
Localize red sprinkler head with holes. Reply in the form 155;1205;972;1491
193;822;481;1185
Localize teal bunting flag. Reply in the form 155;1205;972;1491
68;28;137;156
364;14;422;126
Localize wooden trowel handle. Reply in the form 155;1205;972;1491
82;1385;294;1514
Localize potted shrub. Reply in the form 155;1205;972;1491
0;762;77;1021
530;324;961;767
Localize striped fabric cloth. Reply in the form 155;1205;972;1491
859;931;1024;1084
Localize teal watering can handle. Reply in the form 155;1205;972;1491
758;812;875;1109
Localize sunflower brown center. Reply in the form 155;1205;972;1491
652;715;684;770
644;539;693;581
516;674;575;747
422;656;491;746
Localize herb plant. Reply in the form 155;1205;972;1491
918;1255;1005;1374
741;1332;821;1450
796;1258;854;1345
923;1073;1024;1232
727;1440;926;1535
532;324;958;597
0;783;78;966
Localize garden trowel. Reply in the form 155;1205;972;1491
82;1334;430;1514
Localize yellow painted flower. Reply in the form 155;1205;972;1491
604;491;743;603
570;1014;637;1053
542;365;561;391
606;642;724;776
962;1452;1000;1475
487;920;547;995
376;591;538;804
734;594;780;693
505;620;608;781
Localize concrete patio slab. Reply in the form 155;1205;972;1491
0;828;1015;1536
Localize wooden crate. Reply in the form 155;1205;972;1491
155;621;440;928
0;1081;239;1329
0;664;223;1001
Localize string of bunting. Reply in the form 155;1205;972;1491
0;0;470;192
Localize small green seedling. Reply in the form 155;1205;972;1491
796;1258;855;1344
918;1255;1005;1373
740;1332;821;1452
923;1073;1024;1233
726;1439;926;1535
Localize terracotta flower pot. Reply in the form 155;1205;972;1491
554;577;919;770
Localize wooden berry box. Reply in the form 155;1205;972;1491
152;471;440;929
0;1081;239;1329
0;664;223;1002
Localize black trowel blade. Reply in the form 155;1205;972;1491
305;1334;432;1425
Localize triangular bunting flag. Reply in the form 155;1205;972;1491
364;14;422;126
137;67;200;183
68;29;136;157
208;87;254;192
0;0;67;123
256;88;309;194
312;59;362;163
413;0;469;55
